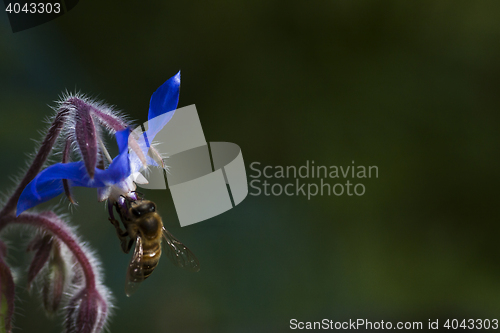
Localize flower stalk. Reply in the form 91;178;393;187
0;108;70;218
0;97;113;333
0;72;181;332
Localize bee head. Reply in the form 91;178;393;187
130;201;156;217
130;201;160;239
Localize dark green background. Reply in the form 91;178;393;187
1;1;500;332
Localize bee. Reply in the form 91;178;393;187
109;197;200;296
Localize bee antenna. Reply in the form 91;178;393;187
132;190;144;197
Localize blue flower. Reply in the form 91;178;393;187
16;72;181;216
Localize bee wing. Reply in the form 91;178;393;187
124;235;144;297
162;227;200;272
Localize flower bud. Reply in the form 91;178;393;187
73;100;98;179
27;231;69;315
41;242;66;315
26;234;53;289
65;288;109;333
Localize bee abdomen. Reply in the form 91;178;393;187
142;243;161;279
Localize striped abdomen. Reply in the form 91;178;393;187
142;242;162;279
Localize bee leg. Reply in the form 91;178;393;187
126;238;134;253
114;198;132;221
109;216;130;253
122;237;133;254
109;216;128;236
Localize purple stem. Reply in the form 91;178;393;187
66;97;127;132
1;213;97;291
0;107;70;218
91;107;127;132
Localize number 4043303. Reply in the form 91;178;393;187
443;319;498;330
5;2;61;14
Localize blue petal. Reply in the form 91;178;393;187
97;128;131;184
16;128;131;216
145;110;175;148
145;73;180;146
115;127;129;153
148;71;180;121
16;178;64;216
35;162;91;188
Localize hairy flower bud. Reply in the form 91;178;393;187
27;232;69;315
26;234;53;289
65;288;109;333
41;242;67;315
73;100;98;179
55;94;129;202
26;225;72;315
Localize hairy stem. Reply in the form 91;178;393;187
0;213;97;291
0;108;70;218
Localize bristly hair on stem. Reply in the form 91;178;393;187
0;95;119;333
0;106;70;218
0;72;182;333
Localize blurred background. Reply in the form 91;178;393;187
1;1;500;332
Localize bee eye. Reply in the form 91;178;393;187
131;202;155;217
131;208;142;217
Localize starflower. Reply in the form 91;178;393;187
16;72;181;216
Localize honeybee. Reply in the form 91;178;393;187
109;197;200;296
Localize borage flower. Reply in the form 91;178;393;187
16;72;181;216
